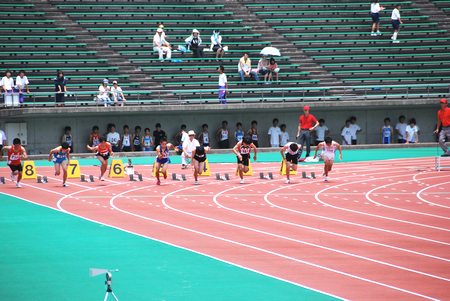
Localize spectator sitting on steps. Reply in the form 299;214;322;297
185;29;204;58
238;53;259;82
97;79;112;107
153;27;172;62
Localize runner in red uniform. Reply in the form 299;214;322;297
87;137;113;181
2;138;28;187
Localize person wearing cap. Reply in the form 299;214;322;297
181;130;200;169
97;79;112;107
296;105;319;159
434;98;450;156
210;30;224;59
153;27;171;61
185;29;204;58
110;80;126;106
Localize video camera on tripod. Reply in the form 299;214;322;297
89;268;120;301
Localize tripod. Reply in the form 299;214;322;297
103;273;120;301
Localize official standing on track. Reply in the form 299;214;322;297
434;98;450;156
296;105;319;159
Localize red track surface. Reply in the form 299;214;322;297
1;157;450;300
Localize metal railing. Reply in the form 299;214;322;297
1;83;449;108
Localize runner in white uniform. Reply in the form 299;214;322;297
314;137;343;182
280;142;301;184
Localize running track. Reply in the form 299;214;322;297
1;157;449;300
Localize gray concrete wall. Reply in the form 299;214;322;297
0;102;439;154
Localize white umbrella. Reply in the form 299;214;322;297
260;46;281;56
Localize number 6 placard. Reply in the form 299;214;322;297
109;159;125;178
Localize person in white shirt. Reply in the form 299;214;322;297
314;118;329;145
106;124;121;152
198;123;210;147
370;1;385;36
98;79;112;107
341;120;352;145
0;129;7;152
381;117;393;144
217;65;228;104
2;70;14;94
395;115;407;143
391;4;403;43
268;118;282;147
405;118;419;144
210;30;224;59
182;130;200;169
153;28;171;61
349;116;362;145
15;70;30;105
280;124;289;146
121;125;132;152
111;80;126;106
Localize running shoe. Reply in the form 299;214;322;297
156;180;161;185
323;176;329;182
194;181;199;185
16;182;22;188
100;176;105;181
285;179;290;184
240;179;245;184
63;183;69;187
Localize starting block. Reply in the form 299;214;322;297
302;171;316;179
215;173;230;181
0;176;5;184
81;175;95;182
259;172;273;180
172;173;186;181
129;174;143;182
37;176;48;183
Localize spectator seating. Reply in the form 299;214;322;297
245;0;450;99
1;0;449;105
52;0;324;102
0;2;140;105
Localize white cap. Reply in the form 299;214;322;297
192;29;199;34
157;28;163;33
188;130;195;136
112;80;118;84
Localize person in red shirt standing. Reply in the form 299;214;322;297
296;105;319;159
2;138;28;188
434;98;450;156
